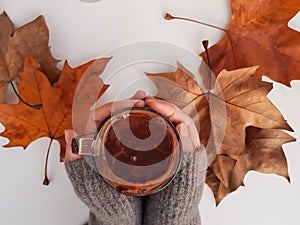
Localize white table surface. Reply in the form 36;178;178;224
0;0;299;225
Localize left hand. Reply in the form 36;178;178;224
64;91;146;162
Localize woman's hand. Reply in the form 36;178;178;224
63;92;147;225
142;98;206;225
144;97;201;153
64;91;146;162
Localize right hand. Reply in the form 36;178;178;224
144;97;201;153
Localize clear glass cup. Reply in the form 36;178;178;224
72;107;182;196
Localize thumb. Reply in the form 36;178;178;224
64;129;82;162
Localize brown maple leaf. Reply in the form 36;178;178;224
147;64;295;204
0;11;60;103
0;56;109;184
199;0;300;86
207;126;295;204
166;0;300;86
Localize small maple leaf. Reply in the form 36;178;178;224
147;64;295;204
0;11;60;103
0;56;109;184
199;0;300;86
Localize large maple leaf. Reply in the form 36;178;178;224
147;64;295;204
199;0;300;86
0;56;109;183
0;11;60;103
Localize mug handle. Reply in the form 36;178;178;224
71;135;95;156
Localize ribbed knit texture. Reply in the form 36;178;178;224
142;149;207;225
65;158;143;225
65;148;207;225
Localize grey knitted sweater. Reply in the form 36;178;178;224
65;149;207;225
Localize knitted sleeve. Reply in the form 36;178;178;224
64;158;143;225
142;147;207;225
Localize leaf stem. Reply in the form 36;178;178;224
202;40;211;68
164;13;227;32
43;139;53;186
202;40;213;92
10;82;42;109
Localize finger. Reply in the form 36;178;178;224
133;99;146;107
145;98;187;124
176;123;201;152
130;91;146;108
85;99;145;133
144;96;155;101
94;99;145;123
131;90;147;100
176;122;189;137
64;129;82;162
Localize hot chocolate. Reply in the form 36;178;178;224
96;107;182;196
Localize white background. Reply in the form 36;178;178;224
0;0;299;225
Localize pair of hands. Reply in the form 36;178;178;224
64;91;201;162
64;92;206;224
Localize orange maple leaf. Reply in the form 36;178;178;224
166;0;300;86
0;56;109;184
199;0;300;86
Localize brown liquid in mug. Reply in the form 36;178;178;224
103;111;174;184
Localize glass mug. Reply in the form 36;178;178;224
72;107;182;196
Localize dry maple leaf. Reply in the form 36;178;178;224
166;0;300;86
200;0;300;86
0;56;109;184
147;64;295;204
0;11;60;103
207;126;295;204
